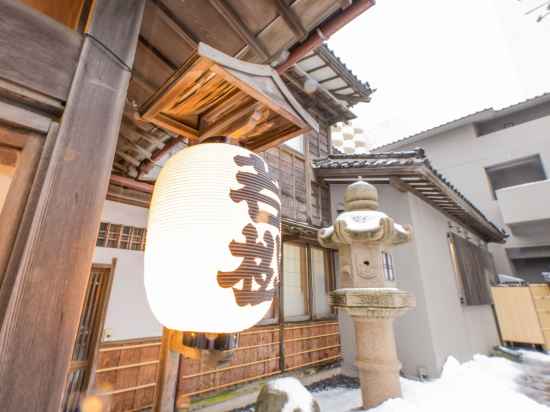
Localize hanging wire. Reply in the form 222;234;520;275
519;0;550;22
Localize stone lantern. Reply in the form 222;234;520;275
318;179;415;409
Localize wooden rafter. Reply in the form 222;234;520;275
306;64;329;75
208;0;269;61
150;1;198;50
318;74;340;84
138;35;178;71
274;0;307;42
330;85;352;93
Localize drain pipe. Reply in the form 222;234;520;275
276;0;376;74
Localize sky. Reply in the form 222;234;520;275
328;0;550;147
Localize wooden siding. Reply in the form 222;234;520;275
93;339;161;412
283;321;340;370
261;147;308;222
178;326;281;397
91;321;340;410
178;321;340;398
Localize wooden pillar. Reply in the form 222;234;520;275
155;328;181;412
0;1;145;411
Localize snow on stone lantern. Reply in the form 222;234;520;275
318;179;415;409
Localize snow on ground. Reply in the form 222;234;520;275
520;349;550;364
314;354;549;412
269;377;317;412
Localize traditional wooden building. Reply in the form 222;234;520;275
92;40;371;412
0;1;373;411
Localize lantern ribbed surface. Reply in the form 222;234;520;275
145;143;281;333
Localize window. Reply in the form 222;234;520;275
282;242;335;321
96;222;147;251
448;233;495;305
283;243;309;320
485;155;546;199
283;135;304;154
311;247;332;318
382;252;396;282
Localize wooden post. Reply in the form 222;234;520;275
0;1;145;411
155;328;181;412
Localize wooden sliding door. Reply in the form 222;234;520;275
62;264;114;412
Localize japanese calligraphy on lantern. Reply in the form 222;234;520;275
144;143;281;334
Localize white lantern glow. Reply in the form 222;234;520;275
145;143;281;334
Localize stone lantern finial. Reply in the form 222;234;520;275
318;180;415;409
344;179;378;211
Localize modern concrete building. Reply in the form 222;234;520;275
313;150;507;379
376;93;550;283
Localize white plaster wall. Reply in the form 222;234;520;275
395;115;550;274
496;179;550;225
329;183;498;378
93;200;162;342
408;195;499;374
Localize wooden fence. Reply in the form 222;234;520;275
93;338;161;411
178;320;340;398
92;321;340;410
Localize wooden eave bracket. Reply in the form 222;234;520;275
140;43;318;152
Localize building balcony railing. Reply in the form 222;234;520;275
496;179;550;226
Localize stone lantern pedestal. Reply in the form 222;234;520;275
319;179;415;409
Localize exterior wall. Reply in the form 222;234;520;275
93;200;162;342
408;195;499;374
329;183;498;378
261;122;332;228
392;113;550;277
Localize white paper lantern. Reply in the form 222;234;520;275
145;143;281;334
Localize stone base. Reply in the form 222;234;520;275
330;287;415;409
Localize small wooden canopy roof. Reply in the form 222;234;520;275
140;43;318;152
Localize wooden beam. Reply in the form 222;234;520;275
110;174;154;193
0;1;145;411
306;64;329;75
139;137;184;176
274;0;307;42
389;176;409;193
318;74;340;84
208;0;270;61
0;0;81;101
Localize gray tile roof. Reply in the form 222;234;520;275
313;149;507;243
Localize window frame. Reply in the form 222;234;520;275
281;240;336;323
484;154;546;199
447;232;494;306
382;252;396;283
